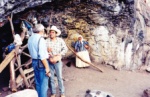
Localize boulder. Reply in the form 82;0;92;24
85;89;114;97
143;88;150;97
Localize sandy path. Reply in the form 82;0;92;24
62;60;150;97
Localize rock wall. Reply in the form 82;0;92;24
0;0;52;25
1;0;150;70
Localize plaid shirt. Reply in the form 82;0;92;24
46;37;68;56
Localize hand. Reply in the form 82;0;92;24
56;54;62;61
49;54;61;64
7;16;11;21
48;53;53;57
56;54;61;57
47;47;52;53
46;71;51;77
84;45;89;49
22;27;27;32
45;68;51;77
74;51;77;54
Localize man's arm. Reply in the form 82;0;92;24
60;39;68;55
41;59;50;77
39;38;50;76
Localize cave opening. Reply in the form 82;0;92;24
0;0;76;91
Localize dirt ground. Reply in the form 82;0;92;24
62;60;150;97
1;59;150;97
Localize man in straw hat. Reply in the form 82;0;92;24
46;25;68;97
28;24;50;97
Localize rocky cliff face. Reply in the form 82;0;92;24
0;0;52;24
1;0;150;71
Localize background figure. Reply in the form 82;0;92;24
74;35;91;68
28;24;50;97
46;25;68;97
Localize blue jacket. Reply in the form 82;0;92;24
74;41;88;52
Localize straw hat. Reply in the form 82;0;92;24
50;26;61;36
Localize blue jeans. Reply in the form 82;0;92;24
32;59;49;97
48;61;65;95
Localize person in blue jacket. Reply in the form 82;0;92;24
74;35;91;68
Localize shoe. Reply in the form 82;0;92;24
60;94;65;97
50;94;56;97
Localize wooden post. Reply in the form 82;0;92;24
8;13;30;89
16;27;30;88
16;46;30;88
8;13;15;39
7;13;17;91
9;58;17;92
